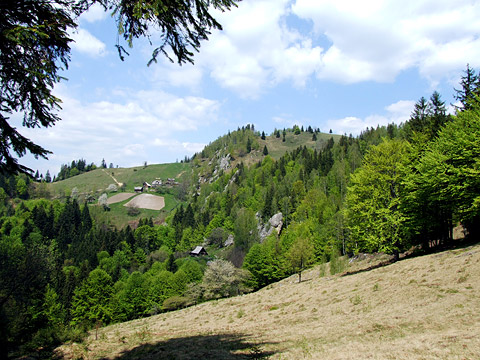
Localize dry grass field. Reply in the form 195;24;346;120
107;193;136;205
57;244;480;359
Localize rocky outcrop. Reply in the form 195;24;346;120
224;234;234;247
257;212;283;242
218;154;231;171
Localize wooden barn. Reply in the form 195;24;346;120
190;246;208;257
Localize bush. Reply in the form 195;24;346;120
163;296;189;311
330;249;348;275
106;184;117;192
127;205;140;216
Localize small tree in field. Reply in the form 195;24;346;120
287;237;314;283
98;193;109;211
106;184;117;193
201;259;251;300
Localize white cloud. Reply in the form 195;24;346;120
69;28;107;57
194;0;323;97
80;3;107;23
327;100;415;135
135;0;480;95
153;139;206;154
19;86;221;173
293;0;480;84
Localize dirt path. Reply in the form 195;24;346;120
102;169;123;187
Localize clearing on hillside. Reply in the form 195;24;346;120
107;193;136;205
124;194;165;210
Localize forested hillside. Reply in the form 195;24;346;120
1;70;480;358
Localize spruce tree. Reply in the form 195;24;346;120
454;64;479;111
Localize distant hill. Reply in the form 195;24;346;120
57;243;480;359
44;127;340;227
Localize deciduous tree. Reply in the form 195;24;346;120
345;139;411;257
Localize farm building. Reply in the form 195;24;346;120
134;186;143;193
152;179;162;187
190;246;208;257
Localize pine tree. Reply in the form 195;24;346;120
263;145;269;155
261;131;266;140
454;64;479;111
429;91;449;137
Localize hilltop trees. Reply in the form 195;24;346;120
454;64;480;111
404;92;451;142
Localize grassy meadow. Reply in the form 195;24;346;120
45;162;190;227
57;243;480;359
88;192;181;228
48;162;191;197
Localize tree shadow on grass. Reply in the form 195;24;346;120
108;333;278;360
342;236;480;278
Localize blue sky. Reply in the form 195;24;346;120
18;0;480;177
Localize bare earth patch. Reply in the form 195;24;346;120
107;193;136;205
124;193;165;210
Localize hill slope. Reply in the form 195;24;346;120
58;244;480;359
48;162;191;196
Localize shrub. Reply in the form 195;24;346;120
127;205;140;216
163;296;189;311
106;184;117;192
330;249;348;275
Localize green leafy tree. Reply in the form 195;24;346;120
287;236;314;283
243;237;285;289
199;259;251;300
114;271;150;320
43;284;65;329
15;177;28;199
345;139;411;258
406;104;480;240
71;269;114;326
147;270;176;313
234;208;259;251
